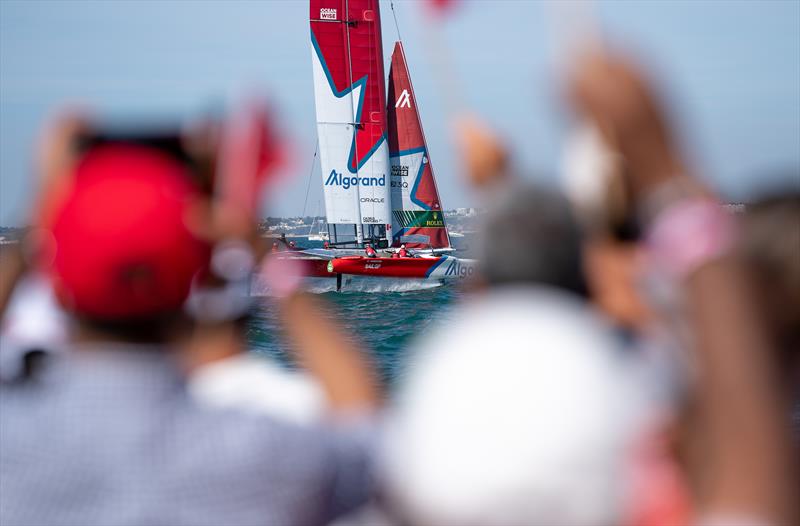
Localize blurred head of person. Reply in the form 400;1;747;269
46;144;211;343
561;125;653;332
382;287;641;526
382;182;644;526
476;182;587;297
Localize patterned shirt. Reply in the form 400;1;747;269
0;346;373;526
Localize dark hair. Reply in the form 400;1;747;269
478;183;588;297
75;311;188;344
739;190;800;366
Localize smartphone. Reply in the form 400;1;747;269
74;122;218;195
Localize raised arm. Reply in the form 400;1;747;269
569;50;794;524
262;257;380;416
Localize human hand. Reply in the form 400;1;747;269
453;115;510;190
567;50;686;200
33;109;91;230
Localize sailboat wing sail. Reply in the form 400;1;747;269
310;0;391;232
386;41;451;249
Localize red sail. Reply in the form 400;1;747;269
310;0;388;174
386;41;450;249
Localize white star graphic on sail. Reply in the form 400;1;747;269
310;43;363;126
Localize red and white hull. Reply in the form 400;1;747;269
255;252;475;294
281;249;475;280
329;255;476;280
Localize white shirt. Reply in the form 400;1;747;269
189;353;325;425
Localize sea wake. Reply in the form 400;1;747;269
250;275;443;296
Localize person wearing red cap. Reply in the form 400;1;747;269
364;243;377;258
48;144;210;323
0;138;379;526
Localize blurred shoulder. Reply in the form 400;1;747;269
420;285;618;358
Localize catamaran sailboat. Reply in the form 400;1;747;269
306;202;330;241
307;230;330;242
288;0;476;289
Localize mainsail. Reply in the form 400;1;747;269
386;41;451;249
309;0;391;244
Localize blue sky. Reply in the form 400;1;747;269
1;0;798;225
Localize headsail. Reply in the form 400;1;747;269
309;0;391;244
386;41;451;249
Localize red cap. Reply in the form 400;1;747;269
49;145;210;320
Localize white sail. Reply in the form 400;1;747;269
310;1;391;242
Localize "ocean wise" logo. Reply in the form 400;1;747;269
325;170;386;190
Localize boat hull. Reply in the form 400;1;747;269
330;255;476;280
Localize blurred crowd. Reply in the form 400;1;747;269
1;27;798;526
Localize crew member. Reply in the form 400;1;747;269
365;244;377;258
323;241;330;250
289;241;296;250
271;242;279;253
398;244;409;258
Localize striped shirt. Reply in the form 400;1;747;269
0;346;373;526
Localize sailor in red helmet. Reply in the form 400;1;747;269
398;244;409;258
364;243;377;258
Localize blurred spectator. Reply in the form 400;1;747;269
738;190;800;443
475;183;587;296
0;123;378;526
181;240;327;425
385;38;796;526
0;272;67;382
187;341;325;425
382;182;645;526
568;48;795;524
454;115;511;191
738;191;800;372
561;114;693;526
0;114;86;381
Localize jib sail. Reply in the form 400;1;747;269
386;41;451;249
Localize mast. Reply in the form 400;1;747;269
343;0;364;243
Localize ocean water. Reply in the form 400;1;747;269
245;236;472;384
246;286;460;385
